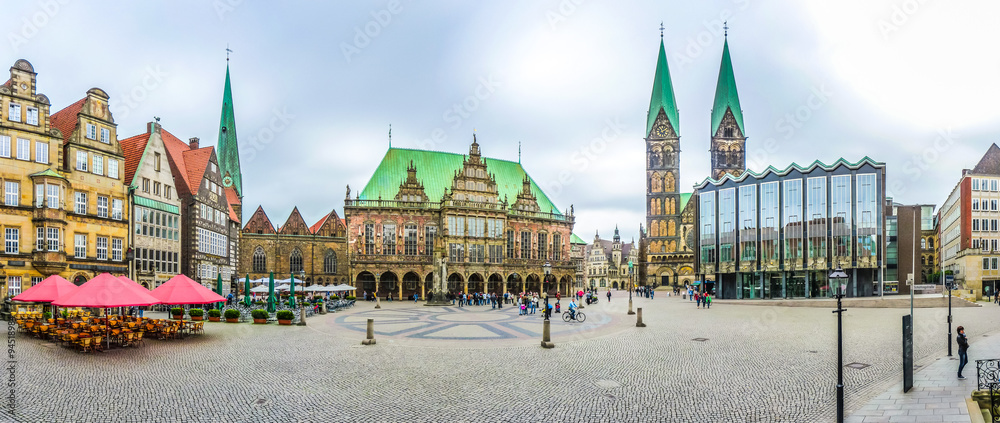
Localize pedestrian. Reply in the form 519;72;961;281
650;290;654;300
695;292;701;308
706;293;712;309
606;290;611;302
958;326;969;379
414;293;419;303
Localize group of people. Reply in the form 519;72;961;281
632;286;655;299
687;288;713;309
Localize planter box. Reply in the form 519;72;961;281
278;319;292;326
190;316;203;321
172;315;184;320
253;318;267;324
208;317;220;322
226;318;239;323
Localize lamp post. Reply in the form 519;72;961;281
627;259;635;315
947;274;953;356
298;270;307;326
830;266;849;423
543;262;551;321
374;271;381;309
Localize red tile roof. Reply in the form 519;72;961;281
50;98;85;144
309;214;330;234
160;129;192;197
181;147;213;197
2;79;10;87
227;202;239;223
224;186;241;206
119;132;150;185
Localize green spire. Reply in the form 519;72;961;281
710;38;744;135
217;63;242;197
646;39;680;138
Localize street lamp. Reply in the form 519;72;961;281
947;274;953;357
374;271;381;309
543;262;551;321
298;270;307;326
627;259;635;315
830;266;849;423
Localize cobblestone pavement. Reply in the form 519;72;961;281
7;293;1000;422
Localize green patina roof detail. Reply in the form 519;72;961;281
29;169;66;179
134;195;180;214
359;147;563;215
570;233;586;244
694;157;886;188
679;192;692;212
711;39;743;135
646;39;680;137
216;64;242;197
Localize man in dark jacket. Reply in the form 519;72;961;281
958;326;970;379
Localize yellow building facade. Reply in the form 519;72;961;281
0;59;129;297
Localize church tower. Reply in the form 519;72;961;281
217;60;244;219
709;29;746;180
645;29;682;257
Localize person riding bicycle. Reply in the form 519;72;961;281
568;299;578;320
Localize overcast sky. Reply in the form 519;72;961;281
5;1;997;243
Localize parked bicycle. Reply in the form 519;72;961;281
562;310;586;323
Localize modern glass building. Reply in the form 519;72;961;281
694;158;886;299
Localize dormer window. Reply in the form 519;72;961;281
26;107;38;125
86;124;97;140
8;103;20;122
100;128;110;144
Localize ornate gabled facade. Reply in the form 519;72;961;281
238;206;349;288
584;228;640;290
709;36;746;180
345;136;576;300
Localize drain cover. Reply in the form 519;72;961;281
845;362;870;370
692;338;709;342
255;399;267;405
594;379;621;389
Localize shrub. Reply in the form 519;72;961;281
276;310;295;320
224;309;240;319
60;310;69;319
251;309;269;319
170;307;184;316
42;311;51;319
345;296;356;301
313;295;323;300
330;295;340;301
208;309;222;317
188;308;204;317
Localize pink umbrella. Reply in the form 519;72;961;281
13;275;77;303
52;273;161;350
151;274;226;305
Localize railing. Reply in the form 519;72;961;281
345;199;439;210
508;208;573;222
441;199;506;212
349;254;432;264
978;360;1000;391
345;198;574;222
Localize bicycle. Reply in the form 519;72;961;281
562;310;586;323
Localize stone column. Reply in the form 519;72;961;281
426;256;451;306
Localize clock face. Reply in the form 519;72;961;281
652;121;668;138
222;176;233;187
19;83;27;90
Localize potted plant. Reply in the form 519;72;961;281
60;310;69;319
346;295;356;301
170;307;185;320
251;309;269;324
330;295;340;301
208;309;222;322
276;310;294;325
224;309;240;323
188;308;204;321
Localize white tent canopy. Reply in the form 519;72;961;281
302;284;329;292
332;284;357;291
249;285;270;293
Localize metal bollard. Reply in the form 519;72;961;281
636;307;646;328
361;318;376;345
540;319;555;349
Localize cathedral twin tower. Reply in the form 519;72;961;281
644;29;745;263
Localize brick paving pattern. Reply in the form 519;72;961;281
6;293;999;422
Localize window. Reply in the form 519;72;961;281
35;227;43;250
74;234;86;258
424;226;436;254
448;243;465;262
100;128;110;144
46;227;59;252
75;150;88;171
4;182;18;207
97;196;108;218
0;135;9;157
537;232;548;260
75;192;87;214
974;199;980;211
154;153;161;171
8;103;20;122
4;228;18;254
25;107;37;125
993;200;998;212
469;244;484;263
142;178;149;193
521;231;531;259
34;141;47;163
112;238;122;261
92;155;103;175
112;199;122;220
153;182;161;196
993;180;999;192
30;277;41;287
107;159;118;179
404;224;417;255
86;123;97;140
289;249;303;273
7;276;20;297
382;223;396;254
921;239;926;249
196;228;227;256
974;179;981;190
165;186;172;200
324;250;337;273
46;184;59;208
16;138;29;160
552;233;562;261
252;247;266;273
506;230;515;259
96;236;107;260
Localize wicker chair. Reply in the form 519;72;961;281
133;331;144;347
78;337;92;353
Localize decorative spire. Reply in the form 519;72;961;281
659;21;664;38
518;141;521;164
646;35;680;137
723;20;728;38
710;34;744;135
388;123;392;148
217;61;243;198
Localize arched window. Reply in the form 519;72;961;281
252;247;266;273
289;249;303;273
324;250;337;274
928;238;934;248
921;239;926;249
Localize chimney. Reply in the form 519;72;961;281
963;169;971;177
147;122;160;134
189;137;200;149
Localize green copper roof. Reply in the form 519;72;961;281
29;168;66;179
710;39;743;135
646;39;680;137
570;233;586;244
216;64;242;197
679;192;692;212
359;147;563;215
134;195;180;214
693;157;886;188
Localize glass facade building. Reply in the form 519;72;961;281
695;158;886;299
